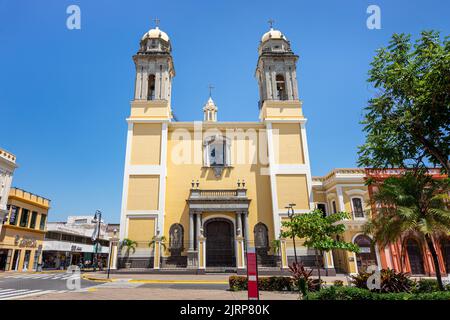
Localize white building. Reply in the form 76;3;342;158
0;148;17;230
42;215;112;269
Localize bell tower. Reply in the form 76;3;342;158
256;22;313;241
120;21;173;246
256;23;300;111
131;20;175;119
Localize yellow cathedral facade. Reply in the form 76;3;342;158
116;24;374;275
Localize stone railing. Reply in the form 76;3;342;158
189;188;247;199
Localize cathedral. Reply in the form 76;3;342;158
116;23;376;275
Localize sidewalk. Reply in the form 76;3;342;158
21;287;300;300
81;272;352;285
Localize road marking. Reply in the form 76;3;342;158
0;288;69;300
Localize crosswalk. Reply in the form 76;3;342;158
0;287;68;300
2;273;78;280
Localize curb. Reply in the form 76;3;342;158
81;274;114;283
129;279;229;284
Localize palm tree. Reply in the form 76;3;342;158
149;235;167;250
364;170;450;290
120;238;137;268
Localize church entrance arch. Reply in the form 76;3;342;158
204;218;235;267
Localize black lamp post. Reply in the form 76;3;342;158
92;210;102;272
285;203;298;264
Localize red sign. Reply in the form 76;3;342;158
246;247;259;300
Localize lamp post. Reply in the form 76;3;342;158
92;210;102;272
107;228;118;279
285;203;298;264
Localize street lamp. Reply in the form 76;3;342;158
92;210;102;272
107;228;118;279
285;203;298;264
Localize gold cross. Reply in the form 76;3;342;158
153;17;160;27
268;18;275;29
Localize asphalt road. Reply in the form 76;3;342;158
0;273;97;299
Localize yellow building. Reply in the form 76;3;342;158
312;169;379;275
117;24;370;274
0;188;50;272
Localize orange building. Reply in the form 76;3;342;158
366;168;450;276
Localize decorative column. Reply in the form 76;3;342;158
243;211;250;248
189;213;194;251
236;212;245;270
280;238;289;269
187;211;197;268
323;251;335;276
153;238;161;269
198;224;206;271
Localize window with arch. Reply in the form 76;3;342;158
275;74;287;100
351;197;365;218
147;74;156;100
331;200;337;214
203;135;231;167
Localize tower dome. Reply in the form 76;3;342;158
141;26;170;42
261;28;287;43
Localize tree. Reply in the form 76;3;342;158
120;238;137;267
358;31;450;173
149;235;167;251
364;170;450;290
281;210;360;282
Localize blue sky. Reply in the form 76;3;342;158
1;0;449;223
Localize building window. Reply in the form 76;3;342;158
8;206;19;225
351;197;365;218
45;232;61;240
19;209;30;228
203;135;230;167
147;74;156;100
39;214;47;230
275;74;287;100
29;211;38;229
332;200;337;214
317;203;327;217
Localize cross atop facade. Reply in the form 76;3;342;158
153;17;160;28
208;84;215;97
268;18;275;29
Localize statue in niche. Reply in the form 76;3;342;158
254;223;269;253
169;224;184;256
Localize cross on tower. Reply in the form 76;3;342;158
208;84;215;97
268;18;275;29
153;17;160;28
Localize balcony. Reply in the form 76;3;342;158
187;188;250;212
189;188;247;199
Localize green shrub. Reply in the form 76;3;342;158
350;268;413;293
333;280;344;287
308;286;450;300
229;276;247;291
228;276;293;291
308;286;374;300
412;279;440;293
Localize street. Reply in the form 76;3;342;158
0;271;351;300
0;272;97;300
